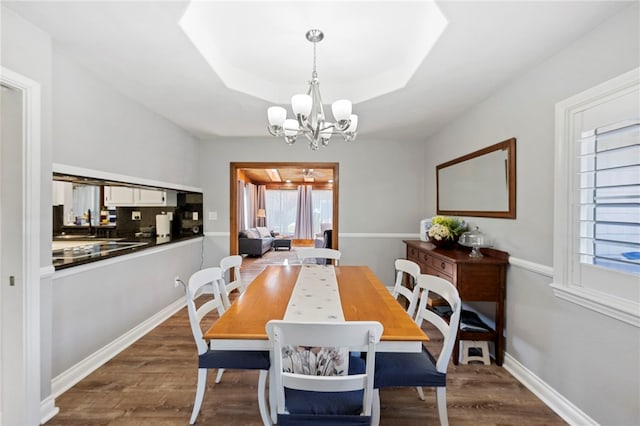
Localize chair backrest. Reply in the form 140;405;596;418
391;259;421;318
296;247;342;265
186;267;226;355
413;274;462;373
266;320;383;418
219;255;245;308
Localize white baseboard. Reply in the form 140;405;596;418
51;298;186;399
502;352;597;425
40;394;59;424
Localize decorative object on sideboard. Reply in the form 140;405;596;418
427;216;468;249
459;226;493;258
266;29;358;150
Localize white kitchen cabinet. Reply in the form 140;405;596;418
104;186;176;207
104;186;135;206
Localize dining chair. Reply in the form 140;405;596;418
266;320;383;425
372;274;461;426
390;259;421;318
185;267;271;425
218;255;245;310
296;247;342;265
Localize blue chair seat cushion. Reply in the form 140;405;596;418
277;413;371;425
198;349;270;370
374;346;446;388
283;355;367;417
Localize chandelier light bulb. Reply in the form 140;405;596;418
331;99;352;123
267;106;287;127
283;118;299;144
292;94;312;118
346;114;358;132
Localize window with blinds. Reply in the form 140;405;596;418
577;119;640;275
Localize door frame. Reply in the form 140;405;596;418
0;67;42;425
229;162;339;255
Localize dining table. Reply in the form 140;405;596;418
203;264;429;425
204;264;428;352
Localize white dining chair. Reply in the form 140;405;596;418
218;255;245;310
390;259;421;319
185;267;270;425
372;274;462;426
266;320;383;425
295;247;342;265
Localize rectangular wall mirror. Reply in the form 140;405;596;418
436;138;516;219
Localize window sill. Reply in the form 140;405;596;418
550;283;639;328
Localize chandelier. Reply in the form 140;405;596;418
267;29;358;150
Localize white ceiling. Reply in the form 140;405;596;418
3;1;631;141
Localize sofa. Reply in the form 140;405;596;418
239;227;275;256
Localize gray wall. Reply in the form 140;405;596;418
2;6;55;403
198;137;425;284
421;4;639;424
2;4;205;411
47;43;204;375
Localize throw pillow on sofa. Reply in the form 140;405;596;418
245;228;261;239
256;227;272;238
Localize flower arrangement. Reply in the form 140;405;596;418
427;216;467;245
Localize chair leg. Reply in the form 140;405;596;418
371;389;380;426
269;368;278;425
417;386;425;400
435;386;449;426
257;370;271;425
190;368;208;425
215;368;225;384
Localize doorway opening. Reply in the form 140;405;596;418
229;162;339;255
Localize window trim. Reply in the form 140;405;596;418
552;67;640;328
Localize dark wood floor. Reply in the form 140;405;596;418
46;248;566;425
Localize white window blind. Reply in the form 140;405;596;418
553;67;639;326
577;119;640;276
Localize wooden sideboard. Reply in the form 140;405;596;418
403;240;509;366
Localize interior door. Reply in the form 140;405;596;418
0;82;25;425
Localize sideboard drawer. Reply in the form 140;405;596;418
407;246;420;262
429;255;454;276
425;266;453;283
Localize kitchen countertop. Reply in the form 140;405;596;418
52;234;202;270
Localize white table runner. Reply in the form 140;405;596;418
282;264;348;376
284;264;344;322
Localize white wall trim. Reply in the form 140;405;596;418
53;237;203;279
52;163;203;193
204;231;230;237
503;352;598;426
39;395;59;425
40;265;55;279
508;256;553;277
51;297;185;399
339;232;419;239
550;283;639;327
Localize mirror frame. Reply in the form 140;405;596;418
436;138;516;219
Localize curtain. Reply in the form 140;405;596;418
246;182;257;228
257;185;267;227
237;180;246;232
294;185;313;239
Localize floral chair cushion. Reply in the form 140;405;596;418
282;345;348;376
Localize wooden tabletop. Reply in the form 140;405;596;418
204;265;428;350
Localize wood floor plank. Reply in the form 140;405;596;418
46;248;565;425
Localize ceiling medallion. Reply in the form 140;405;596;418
267;29;358;150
